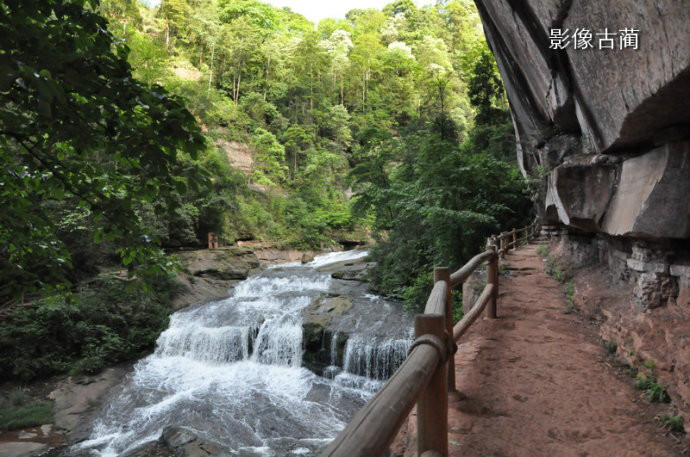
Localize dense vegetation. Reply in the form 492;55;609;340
0;0;530;381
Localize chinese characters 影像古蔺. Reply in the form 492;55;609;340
549;28;639;50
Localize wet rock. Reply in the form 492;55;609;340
147;427;231;457
302;296;353;328
301;296;353;372
236;241;323;267
330;262;373;282
301;252;315;264
48;367;127;441
0;442;47;457
172;247;262;309
128;441;175;457
178;247;260;280
161;427;197;448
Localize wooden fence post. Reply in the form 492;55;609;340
487;253;499;319
512;229;517;247
415;314;449;457
434;267;454;392
499;234;507;259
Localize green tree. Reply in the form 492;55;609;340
467;49;508;126
0;0;207;304
159;0;192;50
250;128;287;186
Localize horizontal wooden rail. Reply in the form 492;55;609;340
321;313;449;457
320;344;442;457
495;219;539;255
453;283;494;341
320;218;541;457
449;250;495;287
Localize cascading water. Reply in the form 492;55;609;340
76;250;412;457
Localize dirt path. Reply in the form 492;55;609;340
424;244;684;457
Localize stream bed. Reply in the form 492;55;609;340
74;251;412;457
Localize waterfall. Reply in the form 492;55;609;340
341;335;411;380
76;250;411;457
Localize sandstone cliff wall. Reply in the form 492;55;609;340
476;0;690;427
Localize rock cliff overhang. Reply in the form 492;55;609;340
475;0;690;241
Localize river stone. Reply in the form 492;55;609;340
160;427;197;448
301;296;353;372
158;427;230;457
330;263;371;282
301;296;353;328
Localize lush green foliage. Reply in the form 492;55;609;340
0;398;54;431
104;0;510;254
0;274;179;381
348;46;530;308
351;125;530;307
0;0;207;304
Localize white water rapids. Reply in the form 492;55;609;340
76;250;412;457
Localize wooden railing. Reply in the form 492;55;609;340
319;219;540;457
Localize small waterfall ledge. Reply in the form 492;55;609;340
75;250;413;457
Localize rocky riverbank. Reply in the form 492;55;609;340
0;246;404;457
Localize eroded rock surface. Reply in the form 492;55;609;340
48;367;128;441
172;247;261;309
177;247;260;280
477;0;690;239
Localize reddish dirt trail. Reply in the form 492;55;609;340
393;244;684;457
448;244;683;457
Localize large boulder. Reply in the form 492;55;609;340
601;142;690;238
177;246;260;280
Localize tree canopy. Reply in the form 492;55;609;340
0;0;208;303
1;0;531;311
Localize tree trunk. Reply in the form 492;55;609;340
207;41;215;95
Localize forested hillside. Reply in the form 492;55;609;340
0;0;530;381
102;0;531;302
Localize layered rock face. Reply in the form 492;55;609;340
476;0;690;426
476;0;690;232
